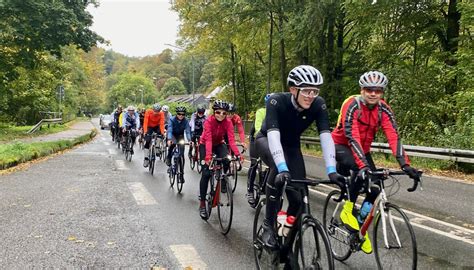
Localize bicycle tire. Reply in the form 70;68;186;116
149;147;155;175
169;163;176;188
189;155;195;170
127;138;133;162
253;199;279;269
177;156;184;193
322;190;352;261
293;217;335;270
229;160;238;193
252;166;264;208
206;171;216;219
218;176;233;235
374;203;417;270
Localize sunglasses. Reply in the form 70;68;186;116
297;87;320;98
214;111;227;116
177;113;185;116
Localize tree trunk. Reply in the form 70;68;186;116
278;11;287;92
267;12;274;95
445;0;460;95
230;43;237;104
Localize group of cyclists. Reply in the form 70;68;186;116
108;64;421;267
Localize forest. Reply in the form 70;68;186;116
0;0;472;149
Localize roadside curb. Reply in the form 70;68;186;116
0;128;97;170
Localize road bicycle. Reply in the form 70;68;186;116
253;177;337;269
168;140;188;193
322;168;422;269
147;132;164;176
204;154;237;235
248;156;269;208
189;136;202;173
123;129;136;162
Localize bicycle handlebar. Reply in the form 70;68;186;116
368;169;423;192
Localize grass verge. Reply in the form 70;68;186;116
0;122;71;143
0;129;96;170
302;144;474;182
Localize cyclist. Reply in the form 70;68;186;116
331;70;420;254
188;105;207;159
227;103;247;150
162;105;172;131
111;105;122;142
143;104;165;167
198;100;242;220
166;106;192;171
246;93;272;205
255;65;344;250
121;105;140;154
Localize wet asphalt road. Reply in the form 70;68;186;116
0;120;472;269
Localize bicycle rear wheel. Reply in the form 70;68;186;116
229;160;238;193
127;138;133;162
374;203;417;270
294;217;334;269
189;154;196;170
253;199;279;269
322;190;352;261
218;176;233;235
177;156;184;193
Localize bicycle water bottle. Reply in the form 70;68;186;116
277;211;287;236
281;215;296;237
358;201;373;224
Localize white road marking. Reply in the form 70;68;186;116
115;160;129;170
170;244;207;269
126;182;157;205
108;149;117;155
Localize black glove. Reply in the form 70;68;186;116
275;171;291;188
402;165;419;179
328;172;345;184
357;167;371;180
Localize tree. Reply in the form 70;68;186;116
161;77;186;97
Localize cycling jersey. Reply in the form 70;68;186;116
139;112;145;129
167;116;191;142
200;115;240;162
113;110;122;124
229;114;245;143
331;95;410;169
189;112;207;136
143;109;165;135
121;112;140;130
254;107;266;135
260;92;336;175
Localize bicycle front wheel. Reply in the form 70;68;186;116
374;203;417;270
322;190;352;261
149;148;155;175
294;217;334;270
218;176;233;235
177;156;184;193
168;164;176;187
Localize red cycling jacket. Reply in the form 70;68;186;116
229;114;246;143
200;115;240;162
331;95;410;169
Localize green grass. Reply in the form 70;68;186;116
0;123;68;142
0;130;96;170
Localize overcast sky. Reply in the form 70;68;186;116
87;0;180;57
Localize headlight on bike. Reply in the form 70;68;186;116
179;140;185;145
227;155;232;160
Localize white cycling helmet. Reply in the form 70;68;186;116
162;105;169;112
287;65;323;87
359;71;388;89
126;105;135;111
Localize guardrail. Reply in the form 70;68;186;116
241;120;474;164
27;118;63;134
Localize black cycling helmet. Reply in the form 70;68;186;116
197;105;206;114
228;103;236;112
176;106;186;113
212;99;229;111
